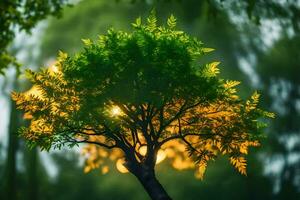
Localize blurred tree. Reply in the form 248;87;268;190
40;0;254;104
13;14;273;200
25;146;38;200
0;2;70;200
135;0;300;31
0;0;69;74
1;75;22;200
41;151;148;200
257;35;300;199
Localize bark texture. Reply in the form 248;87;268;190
131;164;172;200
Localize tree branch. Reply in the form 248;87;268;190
66;139;117;149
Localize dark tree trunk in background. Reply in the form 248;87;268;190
3;75;21;200
4;92;20;200
131;164;172;200
26;147;38;200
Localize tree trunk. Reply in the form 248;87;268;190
26;147;38;200
132;165;172;200
3;74;22;200
3;89;20;200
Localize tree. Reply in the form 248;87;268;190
12;14;274;200
0;0;68;74
256;35;300;198
1;1;68;199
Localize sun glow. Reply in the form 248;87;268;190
138;146;166;164
24;85;43;98
156;150;166;164
116;158;129;173
110;106;123;117
138;146;147;156
49;64;59;74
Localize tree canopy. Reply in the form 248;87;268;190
0;0;68;74
12;13;274;199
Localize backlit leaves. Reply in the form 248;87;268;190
82;38;93;46
224;80;241;89
146;10;157;32
202;48;215;53
12;14;273;179
0;0;68;74
202;61;220;77
167;14;177;29
131;17;142;28
58;50;68;62
230;156;247;175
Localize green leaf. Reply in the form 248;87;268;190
146;9;157;32
203;61;220;77
131;17;142;28
167;14;177;29
202;48;215;53
263;111;276;118
81;38;92;46
58;50;68;62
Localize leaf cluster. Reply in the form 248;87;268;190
0;0;69;74
12;14;274;178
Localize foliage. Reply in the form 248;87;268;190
257;35;300;194
0;0;69;74
12;14;274;180
133;0;300;29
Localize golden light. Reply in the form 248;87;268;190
49;64;59;74
24;85;43;98
139;146;147;156
156;149;166;164
101;166;109;174
195;165;206;180
110;106;123;117
171;156;194;170
116;158;129;173
46;60;61;75
138;146;166;164
23;62;60;99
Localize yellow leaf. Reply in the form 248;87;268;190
195;161;207;180
202;48;215;53
224;80;241;89
23;112;33;119
264;111;275;118
11;91;18;101
58;50;68;62
251;91;260;104
208;62;220;76
81;38;92;46
230;156;247;175
239;144;248;154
